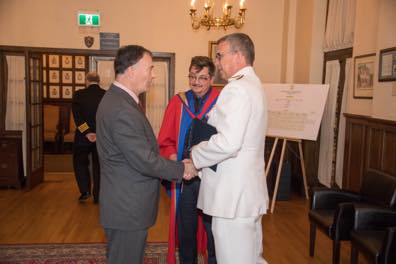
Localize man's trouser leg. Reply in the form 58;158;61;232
212;215;267;264
91;146;100;202
104;228;148;264
73;144;91;194
177;178;200;264
203;213;217;264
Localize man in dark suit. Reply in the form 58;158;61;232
96;45;197;264
72;72;105;203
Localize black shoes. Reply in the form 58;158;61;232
78;192;99;204
78;192;91;202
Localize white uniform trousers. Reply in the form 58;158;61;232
212;215;268;264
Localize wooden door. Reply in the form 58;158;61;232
26;53;44;189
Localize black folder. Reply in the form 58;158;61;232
190;118;217;172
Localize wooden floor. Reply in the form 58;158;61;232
0;172;369;263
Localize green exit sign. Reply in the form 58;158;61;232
78;13;100;27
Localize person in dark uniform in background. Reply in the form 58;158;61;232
72;72;106;203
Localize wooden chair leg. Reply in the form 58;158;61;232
309;222;316;257
333;239;341;264
350;244;358;264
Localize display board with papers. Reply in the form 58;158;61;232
263;83;329;141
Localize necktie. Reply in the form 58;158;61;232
194;97;202;113
138;101;145;113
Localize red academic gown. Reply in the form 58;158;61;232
158;88;220;264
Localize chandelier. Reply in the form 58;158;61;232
189;0;247;30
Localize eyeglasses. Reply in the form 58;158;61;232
215;50;235;61
188;74;210;82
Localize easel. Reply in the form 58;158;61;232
266;137;309;213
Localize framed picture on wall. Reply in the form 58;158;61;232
62;86;73;99
49;55;59;68
62;71;73;84
75;56;85;69
378;47;396;82
49;86;60;98
62;55;72;68
354;53;375;99
49;70;60;83
208;41;227;86
75;71;85;84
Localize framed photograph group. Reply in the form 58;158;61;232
354;53;375;99
42;54;88;101
208;41;226;87
378;47;396;82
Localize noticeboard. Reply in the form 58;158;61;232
100;32;120;50
263;83;329;141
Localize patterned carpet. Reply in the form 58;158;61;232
0;242;205;264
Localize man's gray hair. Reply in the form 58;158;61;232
217;33;255;65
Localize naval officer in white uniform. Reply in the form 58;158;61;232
191;33;269;264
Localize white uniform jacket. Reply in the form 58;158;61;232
191;66;269;218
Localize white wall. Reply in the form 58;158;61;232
308;0;327;84
372;0;396;120
291;0;327;85
347;0;379;116
347;0;396;120
2;0;393;120
278;0;327;85
0;0;287;93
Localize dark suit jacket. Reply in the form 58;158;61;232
72;84;105;145
96;84;184;231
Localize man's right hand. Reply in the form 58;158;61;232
169;154;177;161
182;159;197;180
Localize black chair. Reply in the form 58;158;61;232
308;169;396;264
350;207;396;264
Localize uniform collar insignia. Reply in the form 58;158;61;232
228;74;244;82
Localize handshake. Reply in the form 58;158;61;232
182;159;198;180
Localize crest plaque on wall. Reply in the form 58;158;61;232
84;36;94;48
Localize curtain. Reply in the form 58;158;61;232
334;58;352;187
5;55;27;176
146;61;169;136
318;60;340;187
97;60;114;90
323;0;356;52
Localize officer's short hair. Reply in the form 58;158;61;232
114;45;153;75
86;72;100;83
217;33;255;65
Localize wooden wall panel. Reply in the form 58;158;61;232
366;127;383;171
343;114;396;191
383;130;396;175
344;120;366;192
